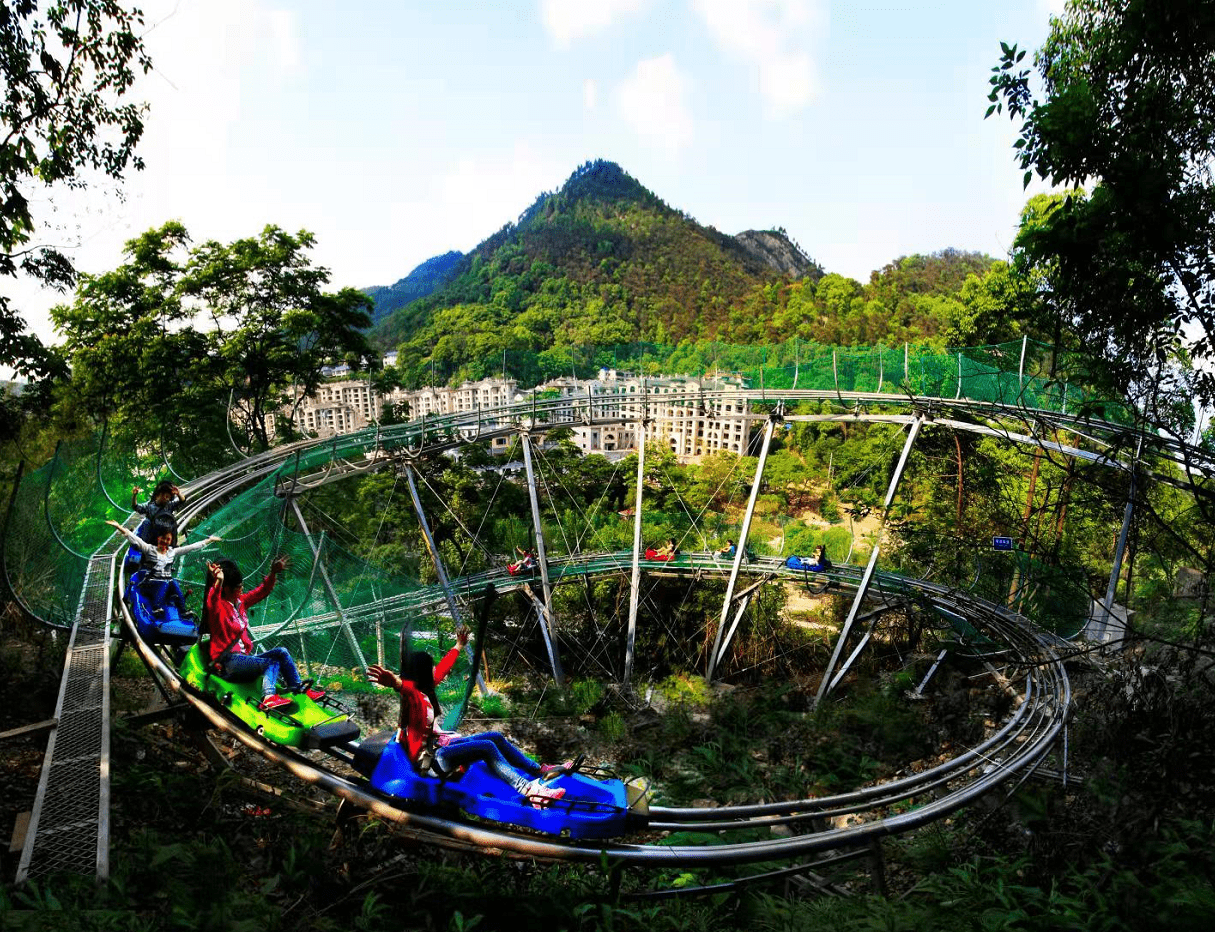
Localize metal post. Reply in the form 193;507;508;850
624;424;647;684
1018;335;1028;395
833;349;840;400
956;353;963;399
814;416;923;706
877;346;884;393
712;594;752;673
520;432;564;683
1093;446;1139;643
914;648;950;696
707;413;779;681
289;499;369;671
403;465;486;692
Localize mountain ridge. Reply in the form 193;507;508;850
371;160;823;350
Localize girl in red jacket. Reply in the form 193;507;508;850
368;629;568;808
206;557;324;711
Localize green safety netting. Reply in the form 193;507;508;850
4;338;1120;645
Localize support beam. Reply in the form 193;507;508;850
825;615;881;694
1093;446;1139;643
521;583;563;683
403;465;487;693
712;594;753;674
707;412;779;681
814;416;923;707
624;423;647;684
914;648;950;697
289;499;369;672
520;433;564;684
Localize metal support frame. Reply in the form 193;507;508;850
914;648;950;696
403;465;486;693
521;582;563;683
1018;335;1028;394
825;614;882;694
289;499;369;672
624;422;647;684
520;432;564;683
814;416;923;707
707;412;779;681
1093;441;1141;643
712;595;753;673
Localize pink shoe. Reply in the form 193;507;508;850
524;780;566;810
259;694;291;711
538;753;584;778
294;684;325;701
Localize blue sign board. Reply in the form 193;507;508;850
993;536;1014;551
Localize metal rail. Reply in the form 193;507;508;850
116;566;1069;867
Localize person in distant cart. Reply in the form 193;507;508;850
131;480;186;544
508;545;537;574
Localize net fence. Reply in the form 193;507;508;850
4;338;1117;651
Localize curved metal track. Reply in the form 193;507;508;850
118;555;1069;867
104;381;1198;866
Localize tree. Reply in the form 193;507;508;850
988;0;1215;405
1;0;151;378
181;226;373;449
52;223;374;453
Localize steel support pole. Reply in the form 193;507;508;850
914;648;950;697
290;498;369;671
1018;335;1028;396
1093;462;1137;644
707;413;778;681
624;423;647;684
712;595;753;673
403;465;486;692
520;432;564;683
814;416;923;707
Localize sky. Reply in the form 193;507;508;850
9;0;1068;352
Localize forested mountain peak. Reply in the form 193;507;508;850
369;161;1018;390
372;159;825;353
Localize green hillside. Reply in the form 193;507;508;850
372;160;1002;388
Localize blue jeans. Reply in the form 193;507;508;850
139;578;187;613
220;648;302;696
433;732;541;792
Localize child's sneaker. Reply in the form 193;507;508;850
539;753;585;779
524;780;566;809
258;694;291;711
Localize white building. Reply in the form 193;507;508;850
291;380;377;438
285;371;753;457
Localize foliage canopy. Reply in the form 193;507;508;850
0;0;151;378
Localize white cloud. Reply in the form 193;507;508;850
540;0;653;48
584;77;598;110
615;54;694;155
691;0;823;117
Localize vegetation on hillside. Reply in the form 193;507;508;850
3;0;1215;927
372;162;1019;388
